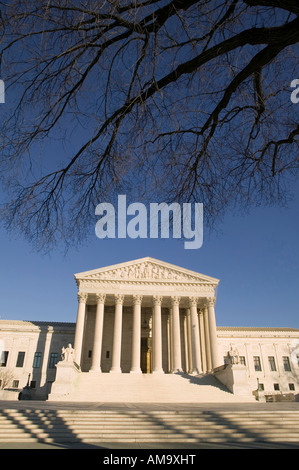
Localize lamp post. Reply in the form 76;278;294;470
26;373;31;387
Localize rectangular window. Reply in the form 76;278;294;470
240;356;246;366
283;356;291;372
16;352;25;368
12;380;19;388
49;353;58;369
33;352;42;368
258;383;264;391
253;356;262;371
0;351;9;367
274;383;280;391
268;356;276;372
289;383;295;391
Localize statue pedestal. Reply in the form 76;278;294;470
214;363;254;398
48;361;80;401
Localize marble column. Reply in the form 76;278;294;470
74;292;88;367
90;293;106;372
203;305;212;372
152;295;164;374
199;309;207;373
40;326;53;388
171;296;182;372
183;311;189;373
186;308;193;374
110;294;124;373
207;297;221;369
130;295;142;373
189;297;202;374
167;310;172;373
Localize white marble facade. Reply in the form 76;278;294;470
0;257;298;400
73;257;221;375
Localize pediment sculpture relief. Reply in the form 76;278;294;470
88;262;205;282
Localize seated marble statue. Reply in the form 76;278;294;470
228;346;239;365
61;344;75;363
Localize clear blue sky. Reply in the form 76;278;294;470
0;5;298;331
0;181;298;329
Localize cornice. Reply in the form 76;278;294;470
78;278;217;288
0;320;76;332
217;326;299;332
1;320;298;336
216;326;299;339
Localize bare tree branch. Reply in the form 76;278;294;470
0;0;298;249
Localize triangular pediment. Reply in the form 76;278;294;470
75;257;219;285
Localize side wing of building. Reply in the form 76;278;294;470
1;320;298;400
0;320;75;399
217;327;299;399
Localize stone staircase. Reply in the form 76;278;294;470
49;372;255;403
0;407;299;446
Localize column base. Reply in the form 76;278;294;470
190;369;202;375
152;369;164;374
130;369;142;374
89;367;102;373
109;368;122;373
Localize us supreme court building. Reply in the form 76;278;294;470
1;257;299;402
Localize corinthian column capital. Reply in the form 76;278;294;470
77;292;88;303
114;294;124;305
171;296;181;307
152;295;163;306
188;296;198;307
132;294;143;305
206;297;216;307
95;293;106;304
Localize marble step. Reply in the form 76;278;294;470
0;409;298;445
51;372;254;403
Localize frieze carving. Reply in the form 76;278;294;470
86;261;210;283
79;279;215;296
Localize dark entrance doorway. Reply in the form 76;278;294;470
141;338;152;373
